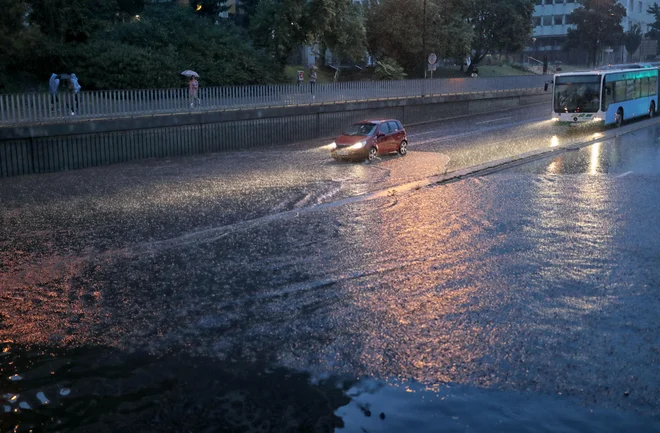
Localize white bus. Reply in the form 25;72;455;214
551;67;659;126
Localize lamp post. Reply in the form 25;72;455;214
422;0;427;78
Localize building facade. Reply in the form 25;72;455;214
529;0;660;65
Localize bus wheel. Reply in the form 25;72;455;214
650;102;656;118
615;108;624;127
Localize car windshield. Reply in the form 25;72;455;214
344;123;378;136
554;75;601;113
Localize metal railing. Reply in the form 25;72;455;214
0;75;548;126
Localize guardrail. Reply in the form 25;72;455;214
0;75;549;126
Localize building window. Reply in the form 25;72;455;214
629;0;633;10
638;1;643;12
565;14;574;25
534;16;542;26
554;15;563;25
536;0;542;4
566;0;575;2
543;15;553;26
555;0;564;3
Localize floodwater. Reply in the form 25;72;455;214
3;108;660;432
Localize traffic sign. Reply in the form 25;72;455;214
428;53;437;65
297;70;304;81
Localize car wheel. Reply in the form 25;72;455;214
367;147;378;162
615;108;624;127
398;140;408;156
650;102;656;118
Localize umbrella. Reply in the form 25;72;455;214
180;70;200;78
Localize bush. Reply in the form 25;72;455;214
3;4;285;92
68;6;284;89
373;58;407;80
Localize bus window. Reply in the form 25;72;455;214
603;82;613;110
650;76;658;96
641;78;649;98
613;81;626;103
554;75;601;113
635;78;643;99
626;79;635;100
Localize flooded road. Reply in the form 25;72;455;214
2;107;660;432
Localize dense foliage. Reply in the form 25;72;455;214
1;1;282;91
1;0;544;90
565;0;626;67
365;0;534;77
624;24;643;61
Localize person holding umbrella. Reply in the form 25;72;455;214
49;73;60;110
68;73;82;114
181;70;200;108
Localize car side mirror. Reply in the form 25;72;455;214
377;133;385;138
544;82;550;92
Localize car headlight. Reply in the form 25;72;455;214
552;117;559;121
329;142;337;150
349;140;367;150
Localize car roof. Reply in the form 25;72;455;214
355;119;400;124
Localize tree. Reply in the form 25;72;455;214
366;0;473;77
646;3;660;54
236;0;260;27
117;0;145;16
249;0;310;67
0;0;30;88
373;57;407;80
565;0;626;67
318;0;367;81
27;0;118;43
191;0;229;20
436;0;473;68
624;23;643;61
465;0;535;72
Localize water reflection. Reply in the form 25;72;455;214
0;344;350;433
589;142;602;175
2;344;659;433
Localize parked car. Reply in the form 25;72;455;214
331;119;408;162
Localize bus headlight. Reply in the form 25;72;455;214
592;117;602;122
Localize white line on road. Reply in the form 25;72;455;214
475;116;513;125
616;171;634;178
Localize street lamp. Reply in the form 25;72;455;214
422;0;427;78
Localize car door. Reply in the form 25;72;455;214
388;121;403;150
376;122;392;153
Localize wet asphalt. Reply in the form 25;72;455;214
2;105;660;432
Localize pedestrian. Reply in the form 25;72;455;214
49;73;60;111
309;67;317;99
189;76;199;108
68;73;82;115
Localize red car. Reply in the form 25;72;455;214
331;119;408;162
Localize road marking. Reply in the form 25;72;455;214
476;116;513;125
616;171;634;178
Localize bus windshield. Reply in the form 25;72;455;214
554;75;601;113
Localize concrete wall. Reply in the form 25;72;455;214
0;89;550;177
